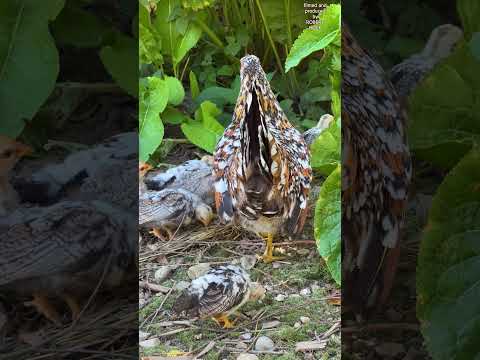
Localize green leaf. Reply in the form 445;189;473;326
174;20;201;64
181;100;224;153
139;77;168;161
285;4;340;72
310;118;340;176
189;70;200;99
51;2;110;47
457;0;480;38
314;165;341;285
408;43;480;168
0;0;65;137
417;147;480;360
162;106;189;125
196;86;237;108
164;76;184;105
468;32;480;61
100;33;138;97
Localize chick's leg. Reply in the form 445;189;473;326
63;294;82;321
212;314;236;329
149;227;173;241
260;233;285;263
24;294;62;326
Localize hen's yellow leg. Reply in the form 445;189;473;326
260;233;285;263
24;294;62;326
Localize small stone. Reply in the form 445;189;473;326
140;338;160;348
272;262;282;269
154;265;175;283
187;263;211;279
237;354;258;360
255;336;275;351
194;334;202;340
240;255;257;270
300;316;310;324
274;294;286;302
375;342;406;357
239;332;252;340
294;322;301;329
139;331;150;341
174;281;190;291
310;284;320;293
300;288;311;296
289;293;301;299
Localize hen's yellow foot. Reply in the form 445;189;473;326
259;233;285;263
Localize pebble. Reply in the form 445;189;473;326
140;338;160;348
237;354;258;360
236;342;248;350
240;332;252;340
174;281;190;291
274;294;286;302
188;263;211;279
262;320;280;329
300;316;310;324
294;322;301;329
254;336;275;351
300;288;312;296
154;265;175;283
375;342;406;357
289;293;301;299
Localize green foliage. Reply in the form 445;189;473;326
417;147;480;360
457;0;480;38
181;101;223;153
310;118;341;176
0;0;65;137
285;4;341;72
408;37;480;169
100;33;138;97
314;165;341;285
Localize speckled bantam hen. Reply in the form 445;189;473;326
173;265;265;328
0;135;31;216
213;55;312;263
342;25;412;316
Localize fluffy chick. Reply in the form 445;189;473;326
139;188;213;240
173;265;265;328
0;135;31;216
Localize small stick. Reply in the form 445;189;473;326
194;340;216;359
139;281;170;294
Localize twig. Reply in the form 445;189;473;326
158;328;188;337
193;341;216;359
139;281;170;294
319;320;340;340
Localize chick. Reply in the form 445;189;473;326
139;188;213;240
173;265;265;328
0;135;31;216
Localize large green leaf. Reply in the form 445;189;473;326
314;165;341;285
164;76;184;105
100;33;138;97
181;100;224;153
417;147;480;360
408;43;480;169
285;4;341;73
139;77;168;161
0;0;65;137
310;118;340;176
457;0;480;39
51;1;110;47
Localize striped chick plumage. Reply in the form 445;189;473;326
213;55;312;263
173;265;265;328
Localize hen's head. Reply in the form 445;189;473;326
0;135;31;178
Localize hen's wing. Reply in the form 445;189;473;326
342;25;412;312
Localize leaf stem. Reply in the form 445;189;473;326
193;18;224;48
